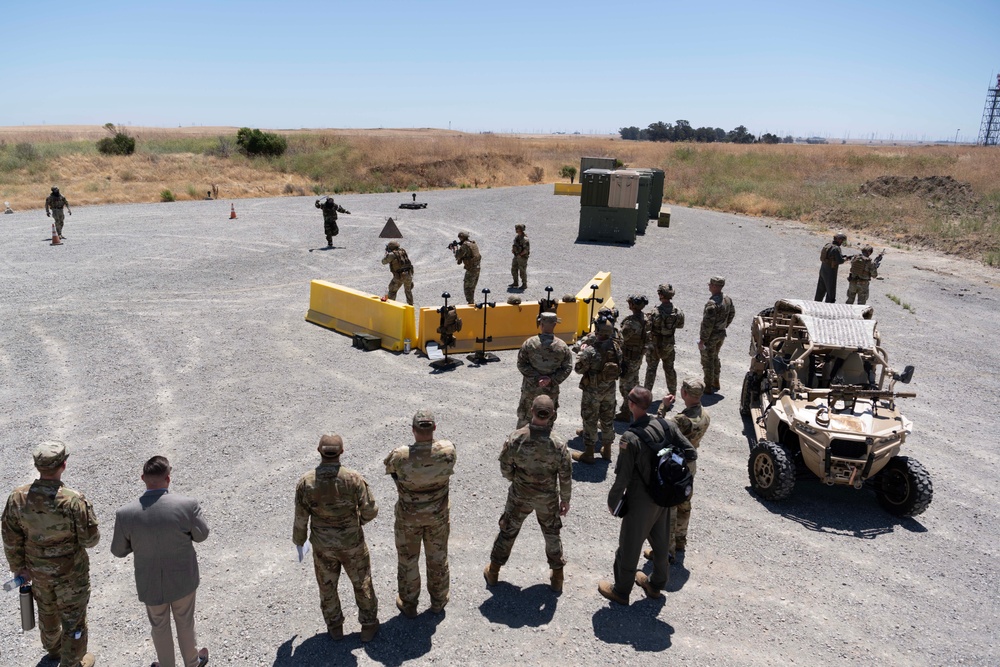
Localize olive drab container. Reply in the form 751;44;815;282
20;584;35;631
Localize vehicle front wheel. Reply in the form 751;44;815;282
748;441;795;501
874;456;933;517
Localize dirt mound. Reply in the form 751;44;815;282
860;175;977;210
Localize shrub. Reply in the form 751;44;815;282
205;136;235;158
160;189;175;202
96;123;136;156
559;165;577;183
236;127;287;157
527;166;545;183
14;143;40;162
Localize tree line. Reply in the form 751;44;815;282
619;121;791;145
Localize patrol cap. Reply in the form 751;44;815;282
709;276;726;287
457;230;470;239
537;312;560;325
515;223;525;231
317;434;344;458
531;395;555;420
412;409;436;429
657;284;675;298
33;440;68;470
681;377;705;399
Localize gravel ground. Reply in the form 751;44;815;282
1;185;998;666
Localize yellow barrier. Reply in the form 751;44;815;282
416;300;581;353
305;280;416;352
575;272;614;335
554;183;582;196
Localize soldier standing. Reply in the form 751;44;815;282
599;388;696;606
509;223;530;289
314;196;350;248
45;186;72;240
616;295;649;421
643;285;684;396
516;312;574;428
453;230;481;304
384;410;457;617
846;245;879;305
815;232;849;302
381;241;415;305
573;317;623;464
2;441;99;667
699;276;735;394
655;378;711;558
484;396;572;593
293;435;380;642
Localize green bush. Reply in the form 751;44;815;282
559;165;577;183
160;189;175;202
14;143;40;162
96;123;136;156
236;127;287;157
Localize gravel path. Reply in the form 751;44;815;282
1;185;997;666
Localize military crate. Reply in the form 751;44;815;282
581;169;612;208
580;156;616;177
577;206;637;244
353;333;382;351
646;168;664;220
635;172;652;235
608;170;640;209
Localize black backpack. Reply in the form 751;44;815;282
630;417;693;508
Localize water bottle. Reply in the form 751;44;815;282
404;338;411;354
3;575;26;592
20;584;35;631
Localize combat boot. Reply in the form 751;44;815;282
601;439;613;460
575;428;584;436
635;572;663;599
360;620;380;642
80;655;96;667
614;408;631;422
328;617;344;641
396;595;418;619
572;445;595;464
483;562;501;586
598;580;629;606
549;568;564;593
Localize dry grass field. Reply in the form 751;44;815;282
2;126;998;264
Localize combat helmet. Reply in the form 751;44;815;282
51;186;60;195
627;294;649;309
657;284;675;299
386;241;400;251
457;230;470;240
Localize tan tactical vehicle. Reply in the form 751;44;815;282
740;299;932;517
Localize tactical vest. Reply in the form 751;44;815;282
649;304;683;341
586;338;622;385
458;240;481;269
390;249;413;274
512;235;529;258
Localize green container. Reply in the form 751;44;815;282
581;169;612;207
577;206;636;244
646;168;664;220
635;173;651;235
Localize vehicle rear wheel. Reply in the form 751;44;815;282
740;371;758;417
874;456;933;517
748;441;795;501
757;307;774;319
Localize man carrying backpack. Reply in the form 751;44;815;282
599;388;696;605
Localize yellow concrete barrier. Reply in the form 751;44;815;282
575;271;615;335
416;300;581;353
305;280;416;352
554;183;582;196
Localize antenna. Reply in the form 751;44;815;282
977;71;1000;146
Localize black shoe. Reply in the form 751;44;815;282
508;283;519;288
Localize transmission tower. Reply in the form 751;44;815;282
978;74;1000;146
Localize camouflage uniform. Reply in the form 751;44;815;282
618;303;649;417
575;326;623;457
454;236;481;304
293;451;379;633
489;422;572;569
315;198;349;246
2;443;99;666
516;326;574;428
846;249;878;305
700;279;735;392
45;189;71;238
644;297;684;395
815;236;848;303
383;425;456;613
510;228;530;288
382;244;415;305
657;383;711;554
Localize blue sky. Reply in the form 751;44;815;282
3;0;998;141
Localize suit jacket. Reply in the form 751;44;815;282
111;488;209;606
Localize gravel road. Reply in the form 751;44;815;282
1;185;997;666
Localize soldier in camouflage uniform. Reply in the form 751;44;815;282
314;196;350;247
655;377;711;557
846;245;879;305
293;435;380;642
643;284;685;396
616;295;649;422
699;276;735;394
484;396;572;593
815;232;849;303
2;441;99;667
384;410;457;617
453;230;481;304
516;312;574;428
508;223;530;289
381;241;415;305
45;186;72;240
573;317;623;464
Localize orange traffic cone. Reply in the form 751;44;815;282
50;223;62;246
229;204;237;219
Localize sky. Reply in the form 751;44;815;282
3;0;999;141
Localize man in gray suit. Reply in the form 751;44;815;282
111;456;210;667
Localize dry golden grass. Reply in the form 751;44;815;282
2;127;999;263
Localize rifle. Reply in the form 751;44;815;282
873;250;886;269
